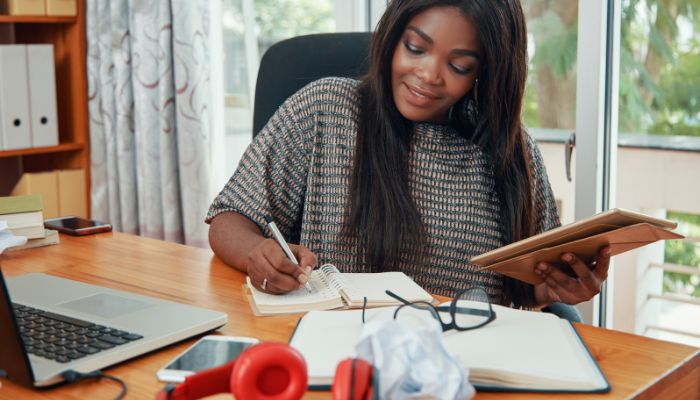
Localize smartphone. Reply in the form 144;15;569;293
44;216;112;236
156;336;259;383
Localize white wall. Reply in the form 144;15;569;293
538;142;576;224
616;148;700;215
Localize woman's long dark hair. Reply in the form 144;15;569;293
344;0;537;308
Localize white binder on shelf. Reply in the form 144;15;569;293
27;45;59;148
0;45;32;151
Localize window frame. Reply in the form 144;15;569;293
574;0;620;327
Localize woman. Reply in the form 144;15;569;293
207;0;610;309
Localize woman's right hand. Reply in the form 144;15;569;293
246;239;318;294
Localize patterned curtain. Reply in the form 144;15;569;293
86;0;211;247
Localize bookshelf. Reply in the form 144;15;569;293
0;0;90;214
0;15;76;23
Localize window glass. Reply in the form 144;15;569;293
653;211;700;348
523;1;699;136
523;1;579;227
523;1;579;132
614;0;700;347
619;0;699;137
222;0;336;173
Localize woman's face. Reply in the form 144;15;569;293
391;6;481;123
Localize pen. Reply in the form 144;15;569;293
264;216;314;293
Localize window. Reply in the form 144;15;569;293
524;0;579;133
654;211;700;347
614;0;700;347
522;0;700;345
523;0;579;225
220;0;337;178
619;0;699;138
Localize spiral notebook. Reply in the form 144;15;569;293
245;264;433;316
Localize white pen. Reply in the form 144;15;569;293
264;216;314;293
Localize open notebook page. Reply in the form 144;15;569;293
323;269;433;307
289;308;378;386
442;303;607;390
245;271;344;314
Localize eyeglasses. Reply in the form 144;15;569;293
361;286;497;333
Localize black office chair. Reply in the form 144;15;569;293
251;32;583;324
543;302;582;323
252;32;372;137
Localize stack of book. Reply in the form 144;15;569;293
0;195;59;251
0;194;45;239
6;229;59;252
0;220;27;254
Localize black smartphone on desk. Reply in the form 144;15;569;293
44;216;112;236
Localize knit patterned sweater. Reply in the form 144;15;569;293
207;77;560;305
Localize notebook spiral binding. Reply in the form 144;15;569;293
319;264;348;293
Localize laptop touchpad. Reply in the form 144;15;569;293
58;293;154;319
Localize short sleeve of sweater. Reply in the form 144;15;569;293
526;134;561;234
205;80;322;242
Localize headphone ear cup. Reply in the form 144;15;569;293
156;358;238;400
332;358;374;400
230;342;308;400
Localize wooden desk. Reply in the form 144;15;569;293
0;232;698;399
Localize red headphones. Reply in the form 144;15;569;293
331;358;375;400
155;344;375;400
156;342;307;400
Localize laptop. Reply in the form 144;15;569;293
0;267;227;387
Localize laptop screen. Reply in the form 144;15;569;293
0;265;35;387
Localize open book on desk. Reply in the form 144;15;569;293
471;208;684;285
245;264;433;316
289;303;610;393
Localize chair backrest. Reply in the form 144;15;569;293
252;32;372;138
543;302;583;323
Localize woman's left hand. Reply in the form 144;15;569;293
534;246;611;306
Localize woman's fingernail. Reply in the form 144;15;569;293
604;248;611;256
305;266;312;275
563;254;573;262
298;274;308;284
537;263;548;272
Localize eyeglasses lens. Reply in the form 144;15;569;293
453;287;492;329
394;301;441;330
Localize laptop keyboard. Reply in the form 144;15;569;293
12;303;144;364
